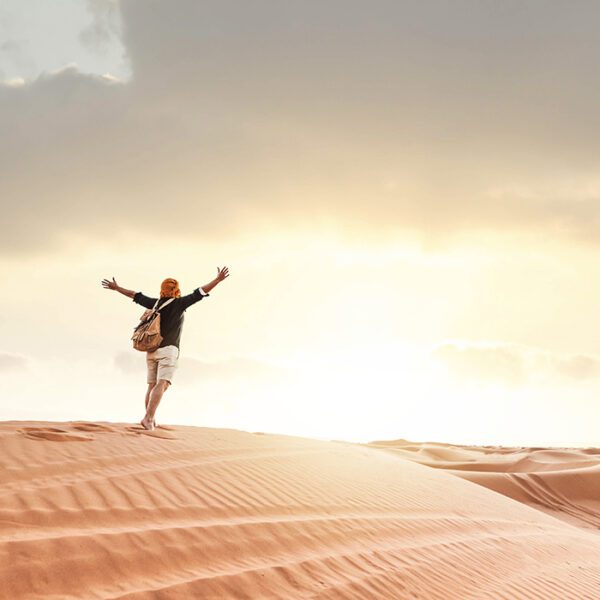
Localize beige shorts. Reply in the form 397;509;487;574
147;345;180;384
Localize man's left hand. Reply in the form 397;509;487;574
217;266;230;282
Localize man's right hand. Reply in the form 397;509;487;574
102;277;136;298
101;277;119;291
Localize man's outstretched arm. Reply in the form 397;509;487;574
179;266;230;310
101;277;136;299
201;266;230;293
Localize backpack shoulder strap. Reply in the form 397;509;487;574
155;297;176;312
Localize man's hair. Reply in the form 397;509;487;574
160;278;181;298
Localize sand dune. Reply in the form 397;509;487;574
1;422;599;599
367;438;600;532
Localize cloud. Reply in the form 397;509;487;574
4;1;600;255
0;352;27;371
432;344;525;386
114;352;289;384
0;38;33;75
79;0;122;53
432;342;600;386
543;354;600;381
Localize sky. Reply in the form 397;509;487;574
1;0;599;446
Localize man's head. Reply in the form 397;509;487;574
160;278;181;298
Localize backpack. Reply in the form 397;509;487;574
131;297;176;352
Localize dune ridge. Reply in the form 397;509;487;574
1;421;599;599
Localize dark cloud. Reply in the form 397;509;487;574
0;352;27;371
4;1;600;254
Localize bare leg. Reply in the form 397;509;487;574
144;383;158;428
141;379;170;430
145;382;155;411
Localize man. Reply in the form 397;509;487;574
102;267;229;430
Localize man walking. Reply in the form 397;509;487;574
102;267;229;430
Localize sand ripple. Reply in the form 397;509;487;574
0;422;599;599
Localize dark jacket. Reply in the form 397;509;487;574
133;287;209;350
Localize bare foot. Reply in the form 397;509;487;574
140;417;155;431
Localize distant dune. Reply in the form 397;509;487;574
1;422;599;599
367;438;600;532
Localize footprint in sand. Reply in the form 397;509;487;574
69;422;117;433
19;427;94;442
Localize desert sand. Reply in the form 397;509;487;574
1;421;599;599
